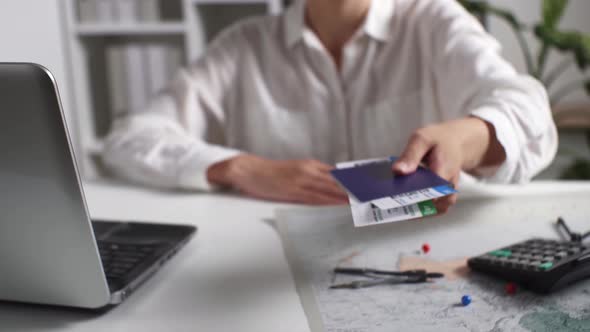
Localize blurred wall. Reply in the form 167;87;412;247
487;0;590;180
488;0;590;104
0;0;75;141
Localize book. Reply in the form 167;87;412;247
78;0;98;23
95;0;115;22
145;44;169;96
167;46;184;79
115;0;138;22
106;45;129;118
124;43;150;114
159;0;182;21
138;0;160;22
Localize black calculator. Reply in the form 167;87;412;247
468;238;590;293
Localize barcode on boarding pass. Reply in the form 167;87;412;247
403;204;417;216
372;208;384;221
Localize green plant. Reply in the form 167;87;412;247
460;0;590;180
459;0;590;106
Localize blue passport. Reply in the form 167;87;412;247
330;159;451;202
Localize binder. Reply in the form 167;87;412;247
95;0;115;22
106;46;129;118
78;0;98;22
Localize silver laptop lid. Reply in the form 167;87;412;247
0;63;110;308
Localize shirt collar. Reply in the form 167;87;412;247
283;0;306;48
364;0;394;42
283;0;394;49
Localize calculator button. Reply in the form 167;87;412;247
539;262;554;270
543;256;555;262
489;250;512;257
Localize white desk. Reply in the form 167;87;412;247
1;180;590;331
0;180;310;332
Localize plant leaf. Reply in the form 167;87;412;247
487;7;522;30
459;0;485;15
459;1;522;30
561;159;590;180
535;26;590;69
542;0;569;29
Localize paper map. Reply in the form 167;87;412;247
277;191;590;332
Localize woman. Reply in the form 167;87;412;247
103;0;557;212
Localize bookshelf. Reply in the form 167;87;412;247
61;0;284;178
76;23;188;36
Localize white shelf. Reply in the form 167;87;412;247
76;23;187;36
63;0;283;178
191;0;274;4
191;0;282;14
85;139;105;156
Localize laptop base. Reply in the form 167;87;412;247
93;221;196;301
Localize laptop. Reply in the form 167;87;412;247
0;63;196;309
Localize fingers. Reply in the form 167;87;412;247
430;150;459;214
426;147;456;183
300;180;349;206
307;183;349;202
233;158;350;206
238;186;347;206
295;190;350;206
434;194;457;214
309;172;348;196
309;160;337;172
301;168;349;205
428;149;458;214
298;160;349;199
278;160;350;205
393;131;434;175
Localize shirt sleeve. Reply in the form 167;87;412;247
102;26;244;191
426;0;558;183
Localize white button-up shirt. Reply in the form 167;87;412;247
103;0;557;191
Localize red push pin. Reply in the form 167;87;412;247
505;282;517;295
422;243;430;254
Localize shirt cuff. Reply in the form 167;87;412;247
176;145;242;191
470;107;520;183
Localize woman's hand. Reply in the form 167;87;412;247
392;117;506;213
207;154;349;205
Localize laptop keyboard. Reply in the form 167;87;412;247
97;241;163;290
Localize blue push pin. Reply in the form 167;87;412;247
461;295;472;306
